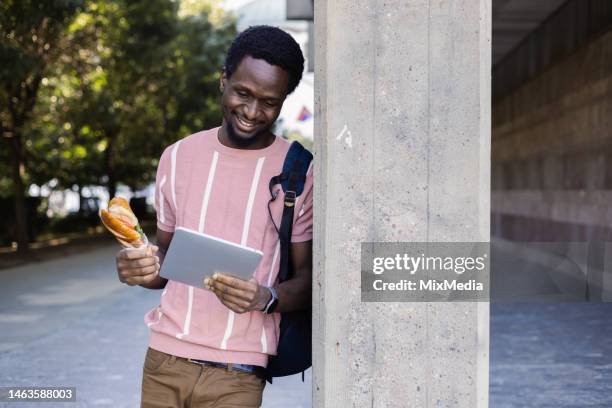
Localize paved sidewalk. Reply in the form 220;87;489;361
7;241;610;407
490;302;612;408
0;244;310;407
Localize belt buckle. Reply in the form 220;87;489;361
230;363;253;374
187;358;209;366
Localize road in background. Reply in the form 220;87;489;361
0;244;310;407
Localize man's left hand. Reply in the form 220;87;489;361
204;273;271;314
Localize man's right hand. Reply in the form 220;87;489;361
116;245;160;286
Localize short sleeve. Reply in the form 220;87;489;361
155;145;176;232
291;162;313;243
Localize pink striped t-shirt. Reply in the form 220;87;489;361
143;127;313;367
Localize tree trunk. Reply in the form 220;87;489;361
105;136;117;199
9;133;29;254
108;173;117;199
5;73;43;254
77;184;83;214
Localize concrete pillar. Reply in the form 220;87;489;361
313;1;491;407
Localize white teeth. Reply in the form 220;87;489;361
237;116;255;128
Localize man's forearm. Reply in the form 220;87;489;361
275;273;311;313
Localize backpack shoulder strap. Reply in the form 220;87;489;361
269;141;313;282
269;141;313;197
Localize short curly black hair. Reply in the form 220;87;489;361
224;25;305;95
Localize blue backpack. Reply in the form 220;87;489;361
264;141;313;383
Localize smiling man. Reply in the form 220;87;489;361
114;26;312;407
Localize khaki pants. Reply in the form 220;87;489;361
140;347;266;408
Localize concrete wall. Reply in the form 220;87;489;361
313;1;491;407
492;27;612;241
493;0;612;102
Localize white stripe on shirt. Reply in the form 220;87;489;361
260;327;268;354
176;150;219;341
170;140;182;210
158;175;167;223
241;157;266;246
176;285;194;339
260;241;280;353
198;151;219;233
267;241;280;287
221;156;266;350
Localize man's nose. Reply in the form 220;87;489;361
244;101;259;120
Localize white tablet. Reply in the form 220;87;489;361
159;227;263;288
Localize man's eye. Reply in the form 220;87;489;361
265;101;278;108
237;91;248;97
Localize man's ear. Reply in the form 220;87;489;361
219;69;227;93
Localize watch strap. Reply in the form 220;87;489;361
263;286;278;314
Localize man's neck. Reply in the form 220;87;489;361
218;123;275;150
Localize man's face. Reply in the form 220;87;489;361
220;55;290;146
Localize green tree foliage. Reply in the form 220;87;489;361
1;0;236;249
0;0;84;253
